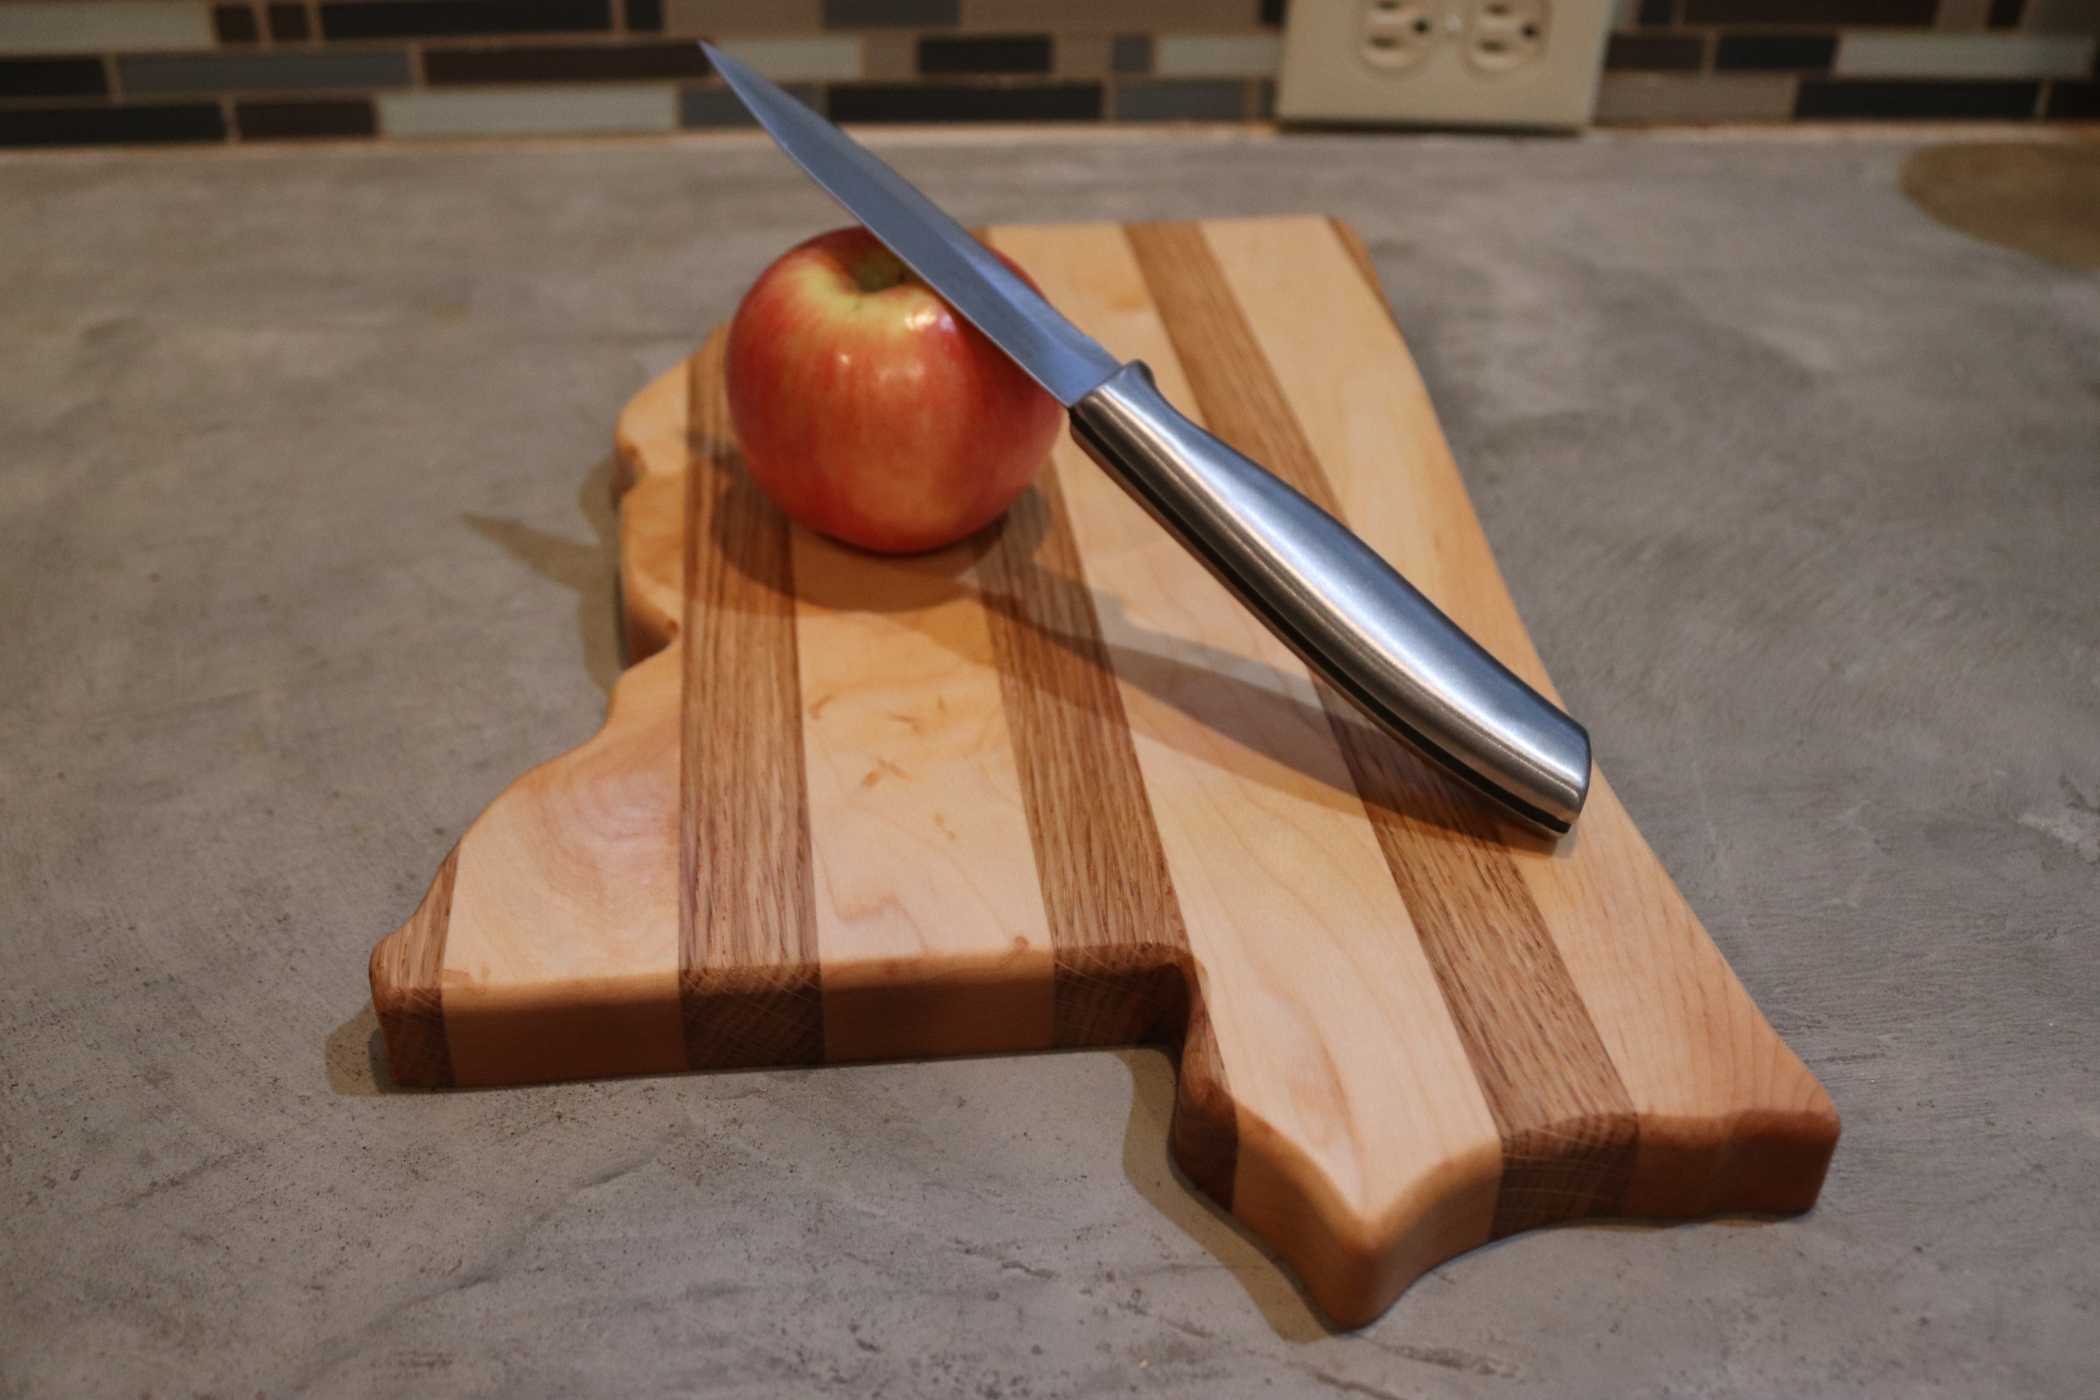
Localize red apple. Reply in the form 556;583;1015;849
725;226;1064;554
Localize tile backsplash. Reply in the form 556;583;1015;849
0;0;2093;149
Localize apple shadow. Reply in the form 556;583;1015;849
462;454;624;698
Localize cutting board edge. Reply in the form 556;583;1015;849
366;214;1841;1327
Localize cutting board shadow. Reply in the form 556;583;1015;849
369;216;1837;1328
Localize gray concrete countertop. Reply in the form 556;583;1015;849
3;129;2096;1398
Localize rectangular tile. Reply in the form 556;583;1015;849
918;34;1051;74
2045;79;2099;116
716;36;860;80
664;0;821;31
1112;33;1153;73
626;0;664;29
1682;0;1931;22
119;48;412;94
965;0;1258;27
827;80;1099;121
0;102;225;147
1592;72;1798;121
1154;33;1281;76
235;96;376;139
378;82;675;135
862;33;914;77
2023;0;2093;31
1605;33;1706;70
215;4;260;43
422;42;710;84
1836;31;2095;78
0;3;212;55
680;81;818;124
267;3;310;41
1794;77;2040;116
1057;33;1111;78
319;1;609;40
1715;33;1837;70
0;58;109;99
823;0;958;27
1112;77;1249;120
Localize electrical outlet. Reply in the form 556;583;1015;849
1278;0;1611;130
1467;0;1549;73
1361;0;1440;72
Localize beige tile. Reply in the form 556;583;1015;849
0;2;211;54
1592;74;1798;125
1155;33;1281;77
862;33;915;79
379;86;676;139
2022;0;2100;32
1937;0;1992;29
717;35;863;80
963;0;1259;30
1837;31;2096;78
1058;33;1112;78
665;0;823;34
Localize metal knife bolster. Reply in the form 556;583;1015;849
1067;362;1592;835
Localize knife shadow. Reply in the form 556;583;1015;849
713;468;1548;850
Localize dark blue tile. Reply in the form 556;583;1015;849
0;104;227;148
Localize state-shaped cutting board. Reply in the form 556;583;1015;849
371;217;1837;1326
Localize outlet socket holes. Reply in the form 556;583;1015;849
1469;0;1548;73
1359;0;1549;76
1361;1;1439;72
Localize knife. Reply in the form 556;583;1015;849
703;43;1591;835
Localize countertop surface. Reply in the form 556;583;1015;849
3;130;2095;1398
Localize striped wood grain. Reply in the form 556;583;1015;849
1126;220;1639;1237
679;348;823;1069
371;216;1837;1326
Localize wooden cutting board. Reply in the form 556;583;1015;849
370;216;1837;1326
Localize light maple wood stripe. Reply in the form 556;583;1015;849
1128;219;1641;1235
790;526;1055;1062
680;346;823;1069
369;845;458;1089
991;221;1501;1319
1211;214;1836;1218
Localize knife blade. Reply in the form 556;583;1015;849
702;42;1591;835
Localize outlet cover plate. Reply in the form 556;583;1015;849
1278;0;1612;131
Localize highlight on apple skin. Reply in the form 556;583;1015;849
725;226;1066;555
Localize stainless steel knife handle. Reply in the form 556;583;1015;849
1068;362;1591;835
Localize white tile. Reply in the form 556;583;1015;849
1836;31;2097;79
716;36;862;82
1154;33;1281;78
379;86;677;139
0;2;210;55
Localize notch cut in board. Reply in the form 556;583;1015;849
371;215;1837;1327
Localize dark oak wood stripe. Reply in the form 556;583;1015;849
1125;219;1637;1233
976;466;1187;1046
975;456;1238;1205
679;348;823;1070
368;844;457;1089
